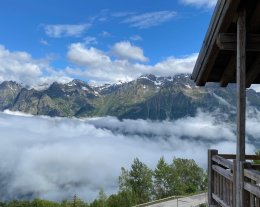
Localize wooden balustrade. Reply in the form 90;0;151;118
208;149;260;207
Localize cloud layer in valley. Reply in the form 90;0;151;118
0;109;258;202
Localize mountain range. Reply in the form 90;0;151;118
1;74;260;120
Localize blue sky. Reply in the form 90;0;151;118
0;0;217;86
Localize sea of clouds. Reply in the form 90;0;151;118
0;109;258;202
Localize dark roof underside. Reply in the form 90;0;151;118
191;0;260;87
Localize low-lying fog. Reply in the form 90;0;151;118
0;109;258;202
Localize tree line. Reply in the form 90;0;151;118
0;157;206;207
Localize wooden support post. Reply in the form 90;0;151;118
208;149;218;206
236;9;246;207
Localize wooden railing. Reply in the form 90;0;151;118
208;149;260;207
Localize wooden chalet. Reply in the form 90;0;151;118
191;0;260;206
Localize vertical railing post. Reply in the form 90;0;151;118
208;149;218;206
250;179;256;207
236;8;246;207
243;162;251;207
232;160;236;207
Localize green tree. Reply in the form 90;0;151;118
60;195;88;207
118;167;130;192
128;158;153;203
32;199;60;207
6;200;32;207
0;202;5;207
118;167;139;206
117;190;138;207
98;189;107;207
61;200;69;207
72;195;77;207
106;191;138;207
170;158;205;195
119;158;153;204
106;194;118;207
153;157;172;199
89;200;99;207
89;189;107;207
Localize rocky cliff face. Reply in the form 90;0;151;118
1;74;260;120
0;81;22;110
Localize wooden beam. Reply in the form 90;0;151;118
244;168;260;183
220;56;236;87
212;193;230;207
212;165;233;181
246;56;260;87
236;9;246;207
217;33;260;52
192;0;225;84
244;182;260;198
219;154;260;160
212;155;233;169
248;2;260;33
193;0;240;86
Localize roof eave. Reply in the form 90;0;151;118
191;0;240;86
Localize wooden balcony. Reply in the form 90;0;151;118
191;0;260;206
208;149;260;207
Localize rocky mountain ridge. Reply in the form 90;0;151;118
1;74;260;120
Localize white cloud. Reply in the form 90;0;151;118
44;24;91;38
130;35;143;41
0;45;43;85
40;38;49;46
153;53;198;76
0;45;72;87
34;75;72;90
100;31;111;38
90;9;110;23
67;43;197;84
67;43;137;83
0;110;257;202
111;11;137;18
84;36;98;45
111;41;148;62
67;43;111;67
0;42;196;86
250;85;260;93
122;11;177;29
180;0;217;8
